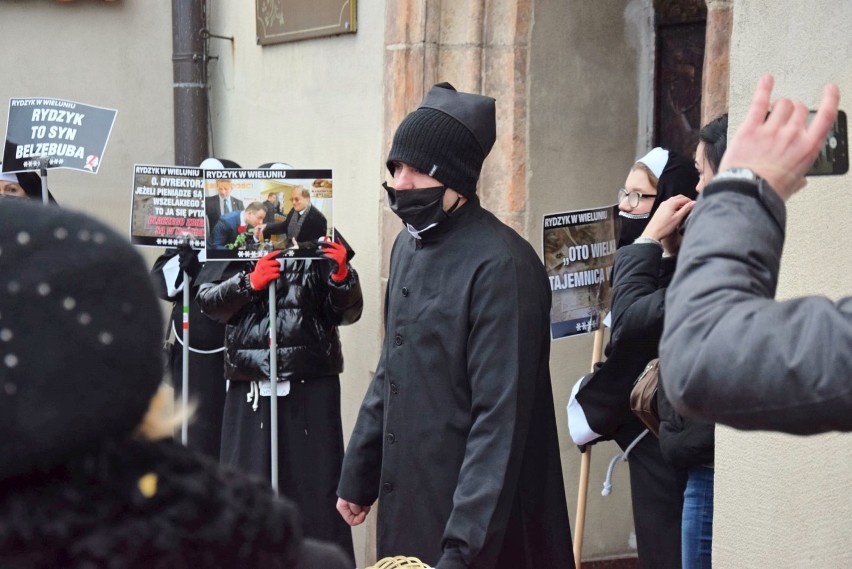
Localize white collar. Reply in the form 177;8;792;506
405;222;439;239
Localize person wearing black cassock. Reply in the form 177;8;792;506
149;157;238;459
336;83;574;569
599;147;698;568
195;164;361;565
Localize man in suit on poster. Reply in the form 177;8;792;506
211;201;267;250
205;176;245;233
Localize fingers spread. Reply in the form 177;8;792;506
743;74;775;130
807;83;841;149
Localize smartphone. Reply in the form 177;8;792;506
807;110;848;176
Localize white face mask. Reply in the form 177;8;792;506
618;210;651;220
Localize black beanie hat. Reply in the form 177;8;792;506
0;200;164;481
386;82;496;197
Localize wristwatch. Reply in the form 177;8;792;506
712;167;760;183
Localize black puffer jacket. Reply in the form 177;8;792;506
196;258;362;382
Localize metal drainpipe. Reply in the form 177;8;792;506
172;0;208;167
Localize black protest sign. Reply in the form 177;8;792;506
2;98;117;174
129;165;206;249
542;204;619;340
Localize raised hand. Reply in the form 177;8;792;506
718;75;840;201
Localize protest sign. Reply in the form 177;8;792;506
2;97;117;174
129;165;205;249
543;205;618;340
204;168;333;262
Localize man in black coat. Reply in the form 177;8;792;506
260;186;328;246
336;83;574;569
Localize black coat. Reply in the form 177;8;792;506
338;199;573;569
608;243;714;468
264;205;328;245
608;242;690;568
574;244;676;439
150;248;226;459
657;378;715;468
205;194;244;235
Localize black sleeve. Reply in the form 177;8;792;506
610;243;669;345
196;272;256;324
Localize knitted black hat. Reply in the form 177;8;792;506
0;200;164;481
386;82;496;197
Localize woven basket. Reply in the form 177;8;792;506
366;556;431;569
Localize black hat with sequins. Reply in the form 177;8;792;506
386;82;496;198
0;200;164;481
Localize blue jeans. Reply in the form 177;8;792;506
682;465;714;569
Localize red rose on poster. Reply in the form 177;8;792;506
238;225;248;234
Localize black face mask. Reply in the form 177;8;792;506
383;182;461;232
616;211;651;249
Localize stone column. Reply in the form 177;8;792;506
702;0;733;123
479;0;532;233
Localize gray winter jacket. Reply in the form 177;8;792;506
660;179;852;434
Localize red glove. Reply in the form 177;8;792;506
319;239;348;282
249;250;282;290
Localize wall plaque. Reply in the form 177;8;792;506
256;0;356;45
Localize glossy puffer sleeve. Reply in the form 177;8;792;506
195;272;255;324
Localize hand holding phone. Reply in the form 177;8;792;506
807;109;848;176
717;76;841;201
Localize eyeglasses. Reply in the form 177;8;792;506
617;188;656;208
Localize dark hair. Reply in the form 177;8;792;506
698;113;729;174
244;201;266;213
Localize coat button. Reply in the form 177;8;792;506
390;382;399;394
386;432;396;444
394;335;403;346
383;482;394;493
401;287;409;297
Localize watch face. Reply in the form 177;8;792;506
717;168;757;182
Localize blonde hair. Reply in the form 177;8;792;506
135;384;196;441
630;162;659;189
